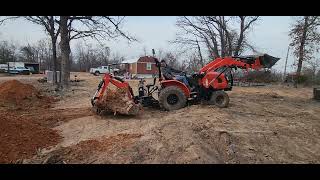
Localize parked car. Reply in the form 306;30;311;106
25;66;35;74
5;67;30;75
89;66;120;76
0;64;8;73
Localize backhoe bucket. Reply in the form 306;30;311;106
259;54;280;68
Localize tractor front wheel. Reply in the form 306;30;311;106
210;90;229;108
159;86;187;111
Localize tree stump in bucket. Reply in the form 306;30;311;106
96;88;142;115
314;88;320;101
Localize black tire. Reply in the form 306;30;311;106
94;71;100;76
210;90;229;108
159;86;187;111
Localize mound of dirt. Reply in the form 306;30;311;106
0;80;64;163
0;107;93;164
0;111;61;163
0;80;54;109
36;133;143;164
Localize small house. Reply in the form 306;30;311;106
121;56;158;78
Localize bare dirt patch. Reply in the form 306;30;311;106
2;73;320;164
0;111;61;163
28;133;143;164
0;80;55;110
0;79;93;163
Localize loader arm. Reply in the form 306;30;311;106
199;54;279;74
197;54;279;90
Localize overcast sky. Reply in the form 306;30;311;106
0;16;296;72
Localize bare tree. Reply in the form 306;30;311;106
36;39;53;73
142;46;147;56
109;52;125;65
162;52;179;69
0;16;61;84
182;52;204;73
0;40;18;64
171;35;205;67
23;16;60;84
0;37;55;73
156;49;165;61
73;42;112;72
19;44;38;62
289;16;320;87
58;16;135;89
59;16;70;88
173;16;259;60
306;59;320;82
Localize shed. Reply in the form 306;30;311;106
121;56;158;78
24;62;40;74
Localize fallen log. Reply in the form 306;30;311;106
96;87;141;115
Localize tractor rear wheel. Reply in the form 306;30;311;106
159;86;187;111
210;90;229;108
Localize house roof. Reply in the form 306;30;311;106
122;58;139;64
122;56;157;64
138;56;156;62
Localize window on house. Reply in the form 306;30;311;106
146;63;152;70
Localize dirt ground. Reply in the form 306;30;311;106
1;72;320;164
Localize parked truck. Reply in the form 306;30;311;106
89;65;120;76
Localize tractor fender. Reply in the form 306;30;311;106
160;80;190;98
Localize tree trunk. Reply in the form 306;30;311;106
60;16;70;89
205;36;219;59
234;17;245;56
51;38;57;85
294;16;309;88
225;30;233;56
196;39;204;67
219;16;226;57
210;36;220;59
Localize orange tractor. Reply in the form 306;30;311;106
91;50;279;112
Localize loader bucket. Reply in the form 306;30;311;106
260;54;280;68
